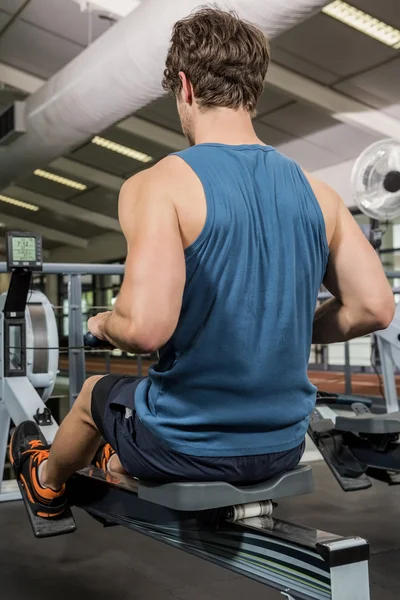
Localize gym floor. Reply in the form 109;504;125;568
0;462;398;599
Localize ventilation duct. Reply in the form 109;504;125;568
0;0;330;190
0;101;25;145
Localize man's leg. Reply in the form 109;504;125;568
10;374;130;518
41;375;105;490
41;375;128;491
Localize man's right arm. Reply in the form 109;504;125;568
310;178;395;344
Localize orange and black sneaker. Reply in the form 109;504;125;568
92;442;116;473
9;421;67;519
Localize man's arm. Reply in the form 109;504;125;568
92;163;186;353
310;178;395;344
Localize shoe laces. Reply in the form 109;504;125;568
28;440;42;449
22;439;49;465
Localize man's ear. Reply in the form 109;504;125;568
179;71;193;104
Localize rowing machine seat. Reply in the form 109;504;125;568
336;412;400;435
138;464;314;511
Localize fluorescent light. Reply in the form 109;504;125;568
322;1;400;49
72;0;141;18
0;194;39;212
34;169;87;190
92;136;153;163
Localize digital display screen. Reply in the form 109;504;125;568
12;237;37;263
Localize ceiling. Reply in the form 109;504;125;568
0;0;399;261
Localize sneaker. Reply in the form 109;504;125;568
9;421;67;518
92;442;116;473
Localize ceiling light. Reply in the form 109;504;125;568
92;136;153;163
72;0;141;18
34;169;87;190
322;1;400;49
0;194;39;212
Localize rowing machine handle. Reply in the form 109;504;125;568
84;332;114;349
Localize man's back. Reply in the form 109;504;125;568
20;6;395;520
134;144;329;457
89;5;393;482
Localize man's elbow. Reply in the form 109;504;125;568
366;296;395;331
136;337;160;354
124;325;167;354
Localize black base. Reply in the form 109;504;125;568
308;411;372;492
309;402;400;491
316;391;372;407
312;432;372;492
17;479;76;538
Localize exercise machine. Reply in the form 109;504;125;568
310;139;400;492
0;232;59;502
310;308;400;491
0;230;370;600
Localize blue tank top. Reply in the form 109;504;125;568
135;144;329;457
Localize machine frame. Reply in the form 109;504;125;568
0;255;371;600
375;302;400;413
308;298;400;492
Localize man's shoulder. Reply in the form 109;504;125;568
303;171;340;245
122;155;192;194
304;171;340;215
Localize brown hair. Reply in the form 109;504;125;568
162;6;270;115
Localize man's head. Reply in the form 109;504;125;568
162;7;270;145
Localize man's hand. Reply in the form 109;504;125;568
87;312;112;341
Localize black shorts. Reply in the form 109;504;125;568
91;374;305;483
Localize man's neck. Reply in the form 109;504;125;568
194;107;263;146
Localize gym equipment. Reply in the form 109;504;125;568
0;234;58;501
374;303;400;414
84;331;114;349
352;138;400;221
316;391;372;408
309;400;400;491
5;231;43;272
310;305;400;491
0;232;370;600
311;139;400;491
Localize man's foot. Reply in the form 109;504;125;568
92;442;116;473
9;421;67;518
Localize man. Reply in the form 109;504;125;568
11;7;394;518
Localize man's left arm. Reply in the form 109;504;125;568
89;167;186;353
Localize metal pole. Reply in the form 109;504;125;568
0;312;21;501
0;403;11;495
344;341;352;395
321;345;328;370
137;354;143;377
377;336;399;413
68;275;86;408
0;259;399;280
0;263;125;275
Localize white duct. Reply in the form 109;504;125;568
0;0;329;190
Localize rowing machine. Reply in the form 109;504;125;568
0;231;371;600
309;283;400;490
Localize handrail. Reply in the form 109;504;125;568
0;261;398;281
0;263;125;275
